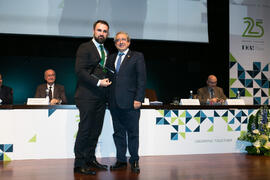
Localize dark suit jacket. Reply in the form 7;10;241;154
197;86;227;104
0;85;13;104
74;40;108;100
106;50;147;109
34;83;68;104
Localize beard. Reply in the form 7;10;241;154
94;35;106;44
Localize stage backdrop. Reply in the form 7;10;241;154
229;0;270;105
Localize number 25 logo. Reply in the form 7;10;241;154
242;17;264;38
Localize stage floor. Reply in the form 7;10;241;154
1;153;270;180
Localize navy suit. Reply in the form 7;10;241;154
106;50;146;163
0;85;13;104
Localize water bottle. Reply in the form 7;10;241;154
189;90;193;99
236;90;240;99
45;88;50;104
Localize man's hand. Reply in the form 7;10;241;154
50;98;61;105
100;78;112;87
134;100;141;109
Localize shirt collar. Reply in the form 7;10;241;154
92;38;103;50
118;48;129;56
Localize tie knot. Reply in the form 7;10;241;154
49;86;52;89
119;52;124;56
99;44;104;50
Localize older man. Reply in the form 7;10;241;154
35;69;67;105
106;31;147;173
197;75;226;105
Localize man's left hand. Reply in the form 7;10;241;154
134;100;141;109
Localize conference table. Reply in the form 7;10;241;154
0;104;261;161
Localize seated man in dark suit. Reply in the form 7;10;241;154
0;73;13;104
197;75;226;105
35;69;67;105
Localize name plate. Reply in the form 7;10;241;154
225;99;245;105
180;99;200;105
27;98;49;105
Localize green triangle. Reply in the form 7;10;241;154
179;132;186;139
194;117;200;124
227;125;233;131
158;110;164;116
171;117;178;124
229;53;237;62
180;111;186;117
28;134;37;143
4;153;11;161
245;89;252;97
222;116;228;123
230;89;236;98
207;125;214;132
230;78;237;86
178;119;184;125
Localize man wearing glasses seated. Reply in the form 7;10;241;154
197;75;227;105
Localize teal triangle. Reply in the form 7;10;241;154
172;125;178;131
186;111;192;118
208;117;214;123
194;111;200;117
255;79;262;87
200;111;207;118
236;111;242;117
185;126;192;132
171;133;178;140
214;111;220;117
229;118;235;124
48;109;56;117
164;119;170;125
229;110;235;115
172;110;178;117
156;117;164;125
248;109;254;115
238;71;245;79
186;117;192;124
194;125;200;132
253;62;261;71
262;90;268;97
236;117;241;123
242;118;248;124
254;97;261;105
238;64;244;71
235;125;241;131
165;110;171;117
262;81;269;88
242;111;247;116
201;117;207;123
264;99;269;105
263;64;269;71
4;144;13;152
222;111;228;117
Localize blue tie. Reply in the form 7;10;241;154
116;53;124;73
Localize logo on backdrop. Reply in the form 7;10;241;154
242;17;264;38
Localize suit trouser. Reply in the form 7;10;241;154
74;98;106;168
110;107;140;163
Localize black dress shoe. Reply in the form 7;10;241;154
87;160;108;170
74;167;96;175
110;161;128;170
130;161;140;173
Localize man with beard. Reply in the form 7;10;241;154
74;20;112;175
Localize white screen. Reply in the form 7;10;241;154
0;0;208;42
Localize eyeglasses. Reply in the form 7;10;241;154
115;38;128;42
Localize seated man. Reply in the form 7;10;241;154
0;73;13;104
197;75;226;105
35;69;67;105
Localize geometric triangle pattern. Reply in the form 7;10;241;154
0;144;13;161
48;109;56;117
156;109;258;141
229;58;270;105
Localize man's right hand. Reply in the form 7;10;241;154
99;78;112;87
